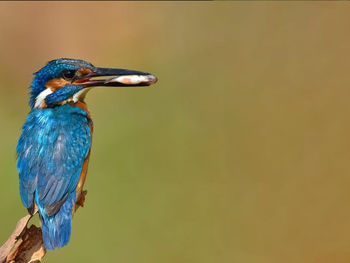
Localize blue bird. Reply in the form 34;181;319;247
16;58;157;250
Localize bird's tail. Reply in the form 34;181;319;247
39;193;76;250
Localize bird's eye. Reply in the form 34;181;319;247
62;70;76;80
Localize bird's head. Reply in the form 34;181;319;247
29;58;157;108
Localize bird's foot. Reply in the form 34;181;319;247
76;190;88;208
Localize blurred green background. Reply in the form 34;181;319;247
1;2;350;263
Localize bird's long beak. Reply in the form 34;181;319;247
74;67;157;88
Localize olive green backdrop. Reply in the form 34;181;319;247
1;2;350;263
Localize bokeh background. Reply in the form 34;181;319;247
1;2;350;263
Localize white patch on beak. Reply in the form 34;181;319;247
34;88;53;108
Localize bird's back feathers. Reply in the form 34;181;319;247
17;104;91;249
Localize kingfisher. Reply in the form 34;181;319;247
16;58;157;250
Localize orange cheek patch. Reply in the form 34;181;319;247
46;78;71;91
45;68;92;90
72;68;93;85
77;68;92;75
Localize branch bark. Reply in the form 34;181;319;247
0;214;45;263
0;190;87;263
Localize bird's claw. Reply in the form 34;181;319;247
76;190;88;208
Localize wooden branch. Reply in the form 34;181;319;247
0;214;45;263
0;190;87;263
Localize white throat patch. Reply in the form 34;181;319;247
34;88;53;108
34;87;91;108
73;88;90;103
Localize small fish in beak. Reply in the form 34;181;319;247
105;74;158;85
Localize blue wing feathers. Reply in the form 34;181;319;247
40;191;76;250
17;104;91;249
